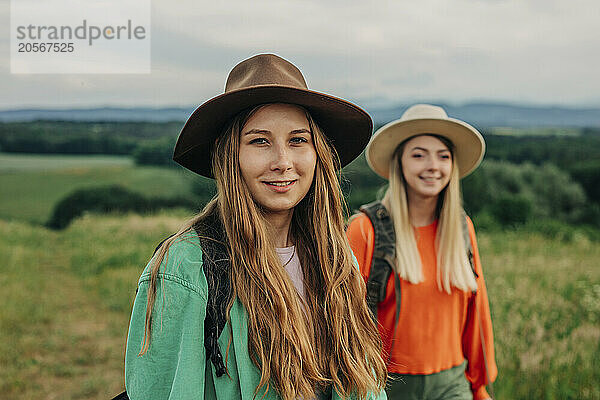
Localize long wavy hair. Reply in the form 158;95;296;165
140;104;387;400
382;135;477;293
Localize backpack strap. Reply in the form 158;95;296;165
110;391;129;400
359;201;402;362
149;212;231;378
359;202;479;335
193;213;231;377
359;201;397;322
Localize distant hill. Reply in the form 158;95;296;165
369;102;600;128
0;107;195;124
1;102;600;128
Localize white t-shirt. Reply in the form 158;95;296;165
275;246;306;302
276;246;319;400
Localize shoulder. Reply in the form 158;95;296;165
347;212;376;276
125;230;209;398
347;212;374;238
463;214;477;240
138;229;207;299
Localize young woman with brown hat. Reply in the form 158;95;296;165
122;54;387;400
346;104;497;400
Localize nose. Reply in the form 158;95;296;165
270;143;292;172
426;155;439;171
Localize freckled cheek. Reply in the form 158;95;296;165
295;149;317;174
239;149;267;178
304;155;317;178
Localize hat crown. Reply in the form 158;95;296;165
225;54;309;93
401;104;448;121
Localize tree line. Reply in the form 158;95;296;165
2;121;596;232
0;121;181;154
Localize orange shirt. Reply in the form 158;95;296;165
347;213;497;400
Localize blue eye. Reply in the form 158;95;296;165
290;137;308;144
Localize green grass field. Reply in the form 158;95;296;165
1;212;598;399
1;152;598;398
0;153;133;171
0;153;194;224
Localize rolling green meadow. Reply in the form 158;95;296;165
1;152;599;399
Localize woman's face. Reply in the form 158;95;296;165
400;135;452;201
239;103;317;217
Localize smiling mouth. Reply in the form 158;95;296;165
420;176;440;182
263;180;296;187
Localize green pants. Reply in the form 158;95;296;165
386;361;471;400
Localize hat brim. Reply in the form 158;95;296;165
174;85;373;177
366;118;485;179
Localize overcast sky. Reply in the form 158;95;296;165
1;0;599;109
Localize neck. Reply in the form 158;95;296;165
407;192;438;227
264;210;294;247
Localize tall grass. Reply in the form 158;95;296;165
0;211;188;399
0;212;598;399
480;231;599;399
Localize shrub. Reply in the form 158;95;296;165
470;210;502;232
463;161;587;225
569;160;600;204
525;163;587;222
47;185;196;230
132;137;177;167
490;195;532;226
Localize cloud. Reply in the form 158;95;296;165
1;0;599;107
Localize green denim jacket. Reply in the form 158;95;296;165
125;231;386;400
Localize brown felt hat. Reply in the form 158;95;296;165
174;53;373;177
366;104;485;179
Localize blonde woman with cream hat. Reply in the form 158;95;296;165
347;104;497;400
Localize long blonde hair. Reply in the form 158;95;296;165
140;104;387;400
383;136;477;294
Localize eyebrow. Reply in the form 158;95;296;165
410;146;451;153
290;128;311;135
242;128;312;136
242;128;270;136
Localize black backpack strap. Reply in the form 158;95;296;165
193;213;231;378
359;201;399;323
110;391;129;400
359;201;401;362
149;212;231;378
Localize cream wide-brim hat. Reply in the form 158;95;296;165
366;104;485;179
